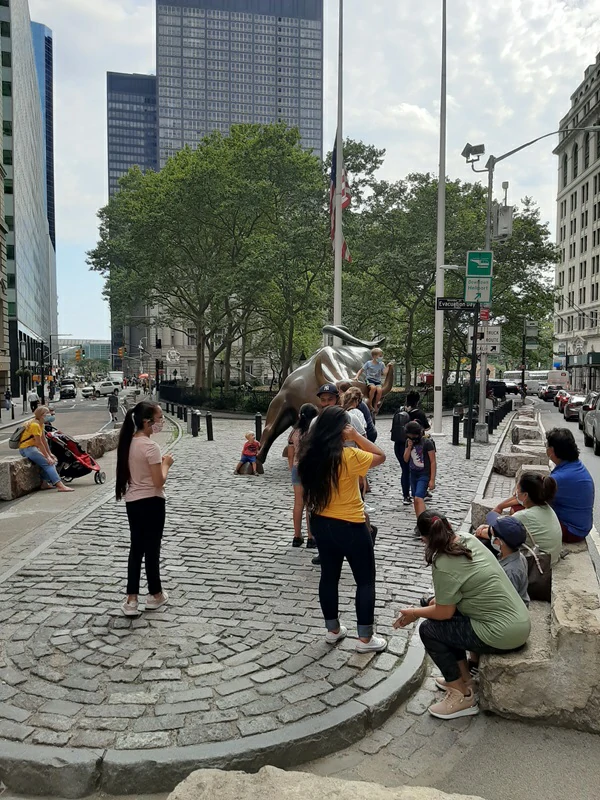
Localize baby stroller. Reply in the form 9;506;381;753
46;429;106;485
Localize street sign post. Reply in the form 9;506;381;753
468;325;502;355
464;277;492;303
466;251;493;277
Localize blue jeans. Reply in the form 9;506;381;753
20;447;61;485
410;471;429;499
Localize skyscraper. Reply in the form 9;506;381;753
107;72;158;198
1;0;56;392
31;21;54;250
155;0;323;168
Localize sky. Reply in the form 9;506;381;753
27;0;600;340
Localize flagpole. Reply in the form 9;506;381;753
333;0;344;336
432;0;447;435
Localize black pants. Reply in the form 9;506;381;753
126;497;166;595
419;614;517;682
311;514;376;638
394;442;410;499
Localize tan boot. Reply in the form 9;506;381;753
428;687;479;720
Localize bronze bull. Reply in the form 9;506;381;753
257;325;394;463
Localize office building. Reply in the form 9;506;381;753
155;0;323;167
57;338;111;362
0;36;7;396
107;72;158;198
31;21;54;249
1;0;56;393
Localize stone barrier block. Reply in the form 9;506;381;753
493;451;547;477
511;425;542;445
515;463;552;484
510;444;548;457
470;497;506;529
0;456;41;501
513;419;538;427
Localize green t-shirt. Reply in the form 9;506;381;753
512;505;562;566
432;533;531;650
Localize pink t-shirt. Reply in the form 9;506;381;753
124;436;165;502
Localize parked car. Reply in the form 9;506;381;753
563;395;585;421
541;384;562;402
504;381;521;395
554;389;570;408
59;381;76;400
81;385;95;399
537;384;548;398
94;381;120;398
583;393;600;454
579;392;599;429
558;391;572;413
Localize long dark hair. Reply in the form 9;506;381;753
295;403;319;435
518;472;557;506
298;405;347;514
417;509;473;566
116;401;159;501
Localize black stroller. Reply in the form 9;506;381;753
46;429;106;485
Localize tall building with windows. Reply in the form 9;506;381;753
1;0;56;393
31;22;54;249
554;52;600;391
155;0;323;167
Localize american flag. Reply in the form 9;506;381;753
329;137;352;262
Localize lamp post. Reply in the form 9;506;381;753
19;340;26;413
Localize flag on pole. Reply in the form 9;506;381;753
330;137;352;262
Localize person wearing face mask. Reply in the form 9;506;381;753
404;421;436;534
116;401;174;617
18;406;74;492
475;516;529;606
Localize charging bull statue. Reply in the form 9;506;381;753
257;325;394;463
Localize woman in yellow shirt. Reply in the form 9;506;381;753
298;405;387;652
19;406;73;492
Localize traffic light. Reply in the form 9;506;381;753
75;349;81;362
118;347;124;358
81;348;86;360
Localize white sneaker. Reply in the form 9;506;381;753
145;591;169;610
121;599;139;617
355;635;387;653
325;625;347;644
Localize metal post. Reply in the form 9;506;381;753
255;411;262;441
521;318;526;394
487;410;493;435
432;0;447;437
206;411;214;441
177;405;182;420
191;410;200;437
475;161;494;443
466;302;480;460
332;0;344;339
183;406;188;423
452;412;460;446
11;403;14;420
39;341;46;406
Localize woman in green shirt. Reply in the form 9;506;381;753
394;510;530;721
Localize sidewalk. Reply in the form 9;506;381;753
0;416;507;796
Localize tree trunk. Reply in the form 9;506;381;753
241;318;248;386
443;323;455;387
224;337;232;391
404;312;415;389
455;351;462;385
194;324;205;390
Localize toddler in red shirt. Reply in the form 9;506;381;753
235;432;260;475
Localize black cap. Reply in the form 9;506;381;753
316;383;339;396
491;516;526;550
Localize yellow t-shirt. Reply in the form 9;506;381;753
19;420;42;449
319;448;374;523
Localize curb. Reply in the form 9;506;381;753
0;637;426;797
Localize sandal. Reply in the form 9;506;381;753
292;536;304;548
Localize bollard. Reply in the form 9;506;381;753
191;409;200;437
206;411;214;441
452;413;460;446
177;405;183;420
11;404;14;420
255;411;262;441
183;406;188;423
493;407;499;431
487;411;494;435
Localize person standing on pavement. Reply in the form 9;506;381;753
338;381;377;442
288;403;319;548
4;388;11;411
404;421;436;534
19;406;74;492
108;390;120;424
394;510;530;720
27;387;39;413
298;405;388;653
116;401;173;617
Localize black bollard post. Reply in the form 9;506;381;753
177;405;183;420
487;411;494;435
11;404;14;420
191;410;200;437
183;406;188;423
452;413;460;446
206;411;214;441
255;411;262;441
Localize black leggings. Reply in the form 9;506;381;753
311;515;376;638
419;614;518;682
394;441;410;499
125;497;166;595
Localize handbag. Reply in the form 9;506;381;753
521;523;552;602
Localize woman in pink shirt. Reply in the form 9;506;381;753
116;401;174;617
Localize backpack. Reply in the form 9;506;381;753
390;409;410;443
8;425;26;450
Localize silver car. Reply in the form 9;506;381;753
583;393;600;454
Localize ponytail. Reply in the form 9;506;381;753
417;509;473;565
518;472;557;506
115;401;159;501
296;403;319;436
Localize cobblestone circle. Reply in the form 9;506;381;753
0;416;499;751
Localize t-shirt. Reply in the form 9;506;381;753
125;436;165;502
27;390;39;403
242;439;260;457
288;429;302;466
550;460;594;538
512;505;562;566
500;551;530;607
108;394;119;411
19;420;42;449
409;408;430;430
363;360;385;382
433;533;531;650
407;437;435;474
319;447;374;524
358;401;377;442
347;408;366;436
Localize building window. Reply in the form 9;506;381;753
5;215;13;231
1;51;10;68
0;21;10;37
4;178;12;194
187;328;197;347
2;121;11;137
573;143;579;179
2;81;11;97
6;244;14;260
7;302;15;317
3;149;12;166
7;273;14;288
585;133;590;169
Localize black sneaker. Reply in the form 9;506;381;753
311;555;321;565
402;496;412;506
306;538;318;549
292;537;304;548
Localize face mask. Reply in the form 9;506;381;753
152;419;164;433
44;415;55;424
491;537;502;554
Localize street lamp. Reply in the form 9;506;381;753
19;340;27;412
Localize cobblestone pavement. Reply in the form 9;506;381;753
0;417;501;751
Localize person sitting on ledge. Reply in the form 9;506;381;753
491;428;594;544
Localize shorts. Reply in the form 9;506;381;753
241;455;256;464
366;379;381;387
291;465;301;486
410;472;430;499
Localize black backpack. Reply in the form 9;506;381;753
390;409;410;443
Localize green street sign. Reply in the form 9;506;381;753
466;250;493;278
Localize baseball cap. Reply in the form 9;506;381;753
316;383;339;396
490;515;526;550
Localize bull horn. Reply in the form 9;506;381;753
322;325;386;349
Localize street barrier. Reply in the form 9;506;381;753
206;411;214;441
255;412;262;441
191;410;201;438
